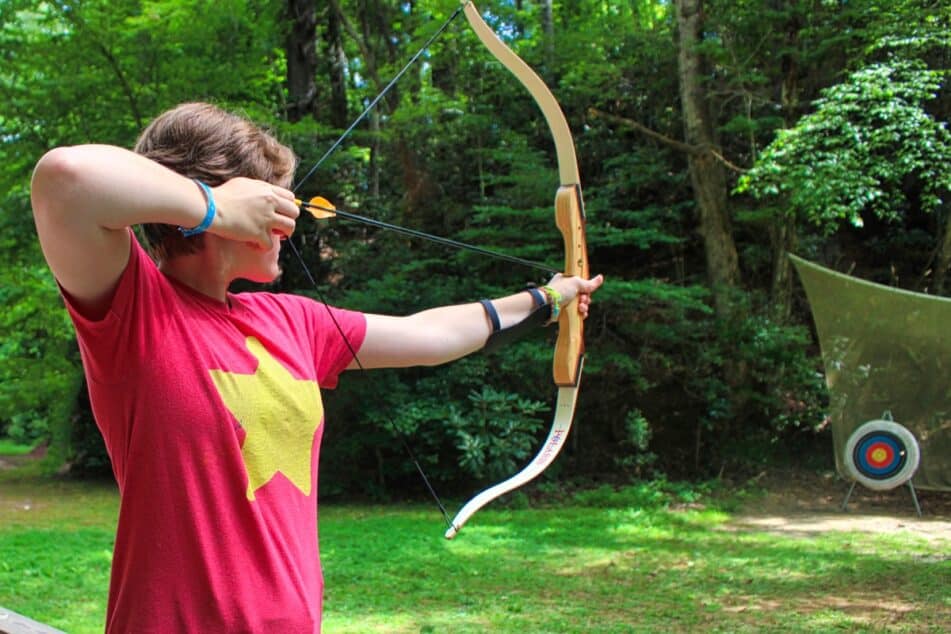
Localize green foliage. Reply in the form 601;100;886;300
571;481;667;509
607;280;827;477
571;479;718;509
63;387;112;477
4;0;944;486
738;58;951;231
0;246;82;444
613;408;657;476
623;408;651;452
0;438;38;455
727;314;827;434
446;386;547;482
680;299;828;468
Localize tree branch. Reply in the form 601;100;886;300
588;107;747;174
327;0;383;92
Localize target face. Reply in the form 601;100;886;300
853;433;905;478
844;420;920;491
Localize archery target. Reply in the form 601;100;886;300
843;420;920;491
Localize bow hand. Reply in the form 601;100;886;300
545;273;605;321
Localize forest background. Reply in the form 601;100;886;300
0;0;948;501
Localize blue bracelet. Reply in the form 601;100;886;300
179;179;216;237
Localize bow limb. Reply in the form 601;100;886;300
445;1;589;539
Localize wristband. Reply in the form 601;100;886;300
179;179;216;237
540;285;562;323
525;287;546;308
479;299;501;333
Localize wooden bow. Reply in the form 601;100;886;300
444;1;590;539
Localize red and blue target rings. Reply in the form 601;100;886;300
853;432;906;479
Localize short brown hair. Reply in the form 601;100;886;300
133;102;296;260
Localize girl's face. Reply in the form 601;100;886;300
221;177;295;284
224;232;286;284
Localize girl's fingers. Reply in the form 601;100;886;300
275;196;300;219
272;215;297;239
271;185;296;201
583;274;604;292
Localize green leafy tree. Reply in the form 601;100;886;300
5;0;945;487
738;59;950;232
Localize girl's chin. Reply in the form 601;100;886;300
238;275;277;285
244;236;286;251
239;265;282;284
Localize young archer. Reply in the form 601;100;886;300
31;102;603;632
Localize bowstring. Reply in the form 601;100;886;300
284;240;454;528
284;5;468;530
292;4;466;194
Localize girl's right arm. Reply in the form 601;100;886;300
31;144;297;316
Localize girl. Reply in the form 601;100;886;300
31;102;603;633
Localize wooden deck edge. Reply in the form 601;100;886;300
0;606;67;634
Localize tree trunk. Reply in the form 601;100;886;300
934;203;951;295
541;0;554;67
284;0;318;122
769;214;797;318
370;110;381;199
769;1;803;321
675;0;741;317
326;1;349;129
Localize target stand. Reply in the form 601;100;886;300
841;412;922;517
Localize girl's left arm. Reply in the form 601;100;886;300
349;273;603;370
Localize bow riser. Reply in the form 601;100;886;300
554;184;588;387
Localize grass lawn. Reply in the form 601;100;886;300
1;468;948;633
0;439;40;455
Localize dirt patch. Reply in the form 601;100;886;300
0;456;34;470
728;469;951;541
730;513;951;542
0;444;47;471
719;593;936;631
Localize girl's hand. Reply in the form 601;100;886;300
210;178;300;248
546;273;605;319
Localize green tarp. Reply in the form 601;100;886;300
791;254;951;491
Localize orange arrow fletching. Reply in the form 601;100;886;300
295;196;337;219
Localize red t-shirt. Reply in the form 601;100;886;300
63;236;366;633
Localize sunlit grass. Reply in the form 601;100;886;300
0;471;947;633
0;438;38;455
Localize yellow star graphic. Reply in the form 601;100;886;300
209;337;324;501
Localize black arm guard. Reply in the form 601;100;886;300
483;303;553;354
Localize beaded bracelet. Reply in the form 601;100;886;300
540;285;562;323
